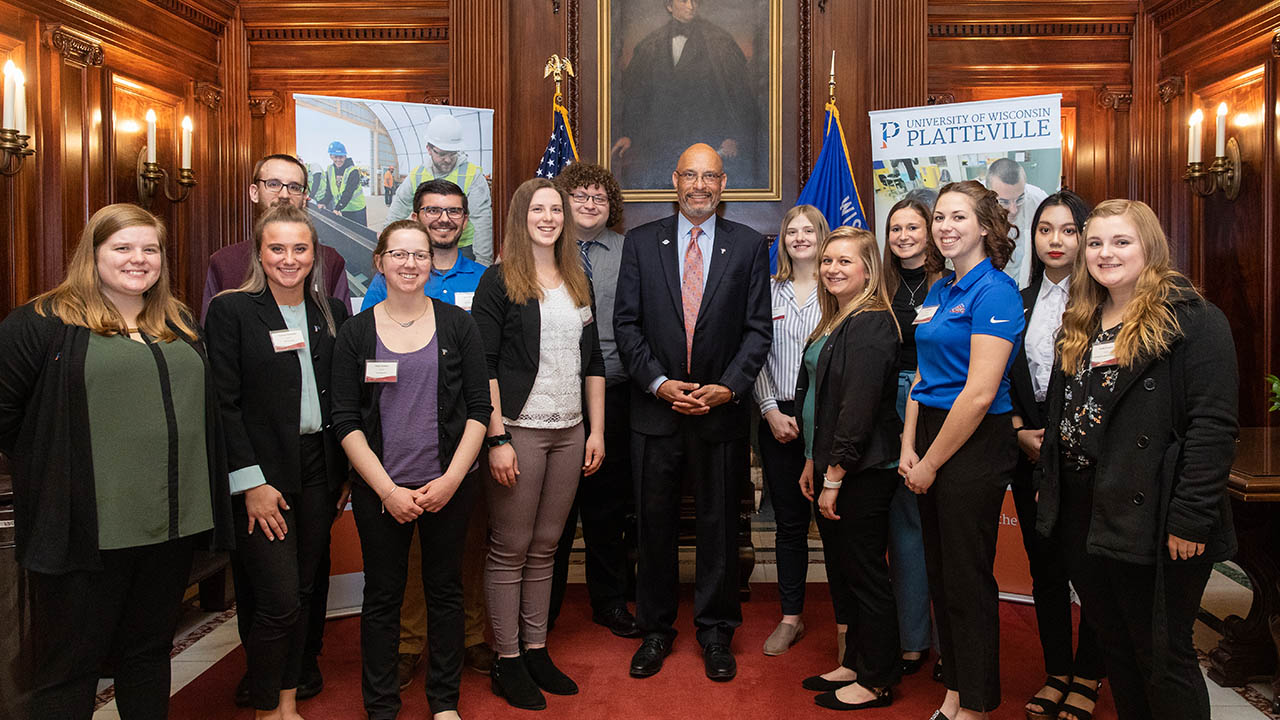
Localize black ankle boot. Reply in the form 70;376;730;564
491;655;547;710
523;647;579;695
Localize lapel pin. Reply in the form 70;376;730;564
662;239;670;245
442;348;448;355
720;248;726;254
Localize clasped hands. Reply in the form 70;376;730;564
657;380;731;415
897;448;937;495
381;476;462;523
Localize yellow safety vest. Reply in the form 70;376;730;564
410;162;480;247
326;164;366;212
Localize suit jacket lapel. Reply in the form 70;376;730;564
657;216;684;321
696;216;732;318
253;290;287;333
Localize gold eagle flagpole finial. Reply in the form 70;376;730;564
544;54;575;106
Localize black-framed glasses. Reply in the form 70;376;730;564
569;191;608;206
677;171;724;184
417;206;466;219
256;178;307;195
382;249;431;262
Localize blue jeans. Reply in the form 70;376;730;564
889;370;932;652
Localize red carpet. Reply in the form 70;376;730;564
169;584;1115;719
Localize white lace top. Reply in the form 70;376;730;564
505;284;584;429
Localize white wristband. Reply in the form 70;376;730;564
822;479;843;489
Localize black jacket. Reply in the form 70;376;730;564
1009;274;1048;431
471;264;605;420
795;308;902;476
0;303;234;574
1036;284;1239;565
330;301;491;472
204;290;349;494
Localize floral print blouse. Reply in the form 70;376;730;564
1059;324;1122;468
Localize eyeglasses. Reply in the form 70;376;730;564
569;191;609;206
382;249;431;262
677;171;725;184
996;195;1025;208
427;145;460;161
256;178;307;195
417;206;466;219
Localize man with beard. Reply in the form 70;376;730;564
360;180;497;686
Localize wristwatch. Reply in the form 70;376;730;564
486;432;512;448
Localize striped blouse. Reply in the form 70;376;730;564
753;278;821;415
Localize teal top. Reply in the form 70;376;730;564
84;333;214;550
801;334;828;459
279;302;323;435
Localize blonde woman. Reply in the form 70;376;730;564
796;227;903;710
1037;200;1237;720
0;204;232;719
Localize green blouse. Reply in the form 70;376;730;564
801;334;828;460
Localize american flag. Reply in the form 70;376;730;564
535;103;578;178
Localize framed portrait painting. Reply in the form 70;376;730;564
597;0;782;202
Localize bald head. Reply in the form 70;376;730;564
673;143;727;222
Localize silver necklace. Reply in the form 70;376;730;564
385;303;428;328
904;275;927;306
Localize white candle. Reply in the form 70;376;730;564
181;115;192;169
1188;109;1203;164
145;109;157;163
1215;102;1227;157
2;60;14;131
13;68;24;136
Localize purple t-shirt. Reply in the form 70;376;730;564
376;334;441;487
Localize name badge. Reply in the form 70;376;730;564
454;291;474;312
913;305;939;325
579;306;594;326
772;305;786;321
365;360;398;383
1090;341;1118;368
269;329;306;353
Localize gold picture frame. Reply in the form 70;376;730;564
597;0;782;202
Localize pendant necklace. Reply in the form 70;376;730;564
386;303;428;328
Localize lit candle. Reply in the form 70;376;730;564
181;116;192;169
2;60;14;130
1215;102;1228;157
145;109;157;163
13;67;24;136
1188;109;1203;164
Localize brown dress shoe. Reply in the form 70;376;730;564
465;643;496;675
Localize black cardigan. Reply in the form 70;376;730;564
0;303;234;574
329;300;491;475
795;308;903;476
204;290;350;494
1036;284;1238;565
1009;274;1047;431
471;264;605;420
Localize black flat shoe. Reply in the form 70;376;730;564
592;605;642;638
629;635;672;678
900;649;929;676
523;647;578;696
802;672;856;692
703;643;737;682
490;655;546;710
815;685;892;711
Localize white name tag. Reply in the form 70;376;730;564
269;329;306;353
454;291;474;312
772;305;786;321
1090;341;1118;368
913;305;939;325
365;360;398;383
579;305;594;326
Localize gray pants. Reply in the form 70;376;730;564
485;422;584;656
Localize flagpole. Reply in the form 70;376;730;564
828;50;836;105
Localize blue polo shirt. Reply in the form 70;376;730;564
911;257;1024;413
362;253;485;309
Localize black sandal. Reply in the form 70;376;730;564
1025;675;1071;720
1057;679;1102;720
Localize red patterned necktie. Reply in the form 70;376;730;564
682;226;704;370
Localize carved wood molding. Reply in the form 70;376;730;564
567;0;579;131
248;90;283;116
799;0;812;184
43;25;104;67
1157;75;1186;104
927;92;955;105
246;27;447;42
145;0;225;35
929;22;1131;38
422;95;450;105
195;82;223;111
1098;85;1133;110
1273;29;1279;57
1150;0;1215;29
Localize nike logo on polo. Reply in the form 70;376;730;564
990;316;1010;324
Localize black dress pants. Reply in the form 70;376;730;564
231;433;332;710
1059;467;1213;720
916;406;1016;712
352;472;477;718
633;424;747;647
549;382;635;622
27;535;196;720
757;400;811;617
815;466;901;688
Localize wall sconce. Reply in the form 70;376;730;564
136;110;196;206
1;59;34;176
1184;103;1241;200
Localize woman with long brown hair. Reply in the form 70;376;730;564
1037;200;1236;720
472;177;606;710
0;204;232;719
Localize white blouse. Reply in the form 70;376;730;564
1025;274;1070;403
505;284;584;429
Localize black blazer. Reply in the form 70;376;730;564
471;264;605;420
614;214;772;440
1009;274;1047;431
205;290;350;494
795;308;902;476
330;300;491;472
1036;283;1238;565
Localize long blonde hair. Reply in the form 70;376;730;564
500;178;592;307
1056;199;1189;372
774;204;829;282
225;204;337;336
33;203;198;341
810;227;900;342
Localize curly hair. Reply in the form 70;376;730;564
554;163;625;228
926;180;1015;274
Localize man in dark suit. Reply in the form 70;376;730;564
614;143;771;682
